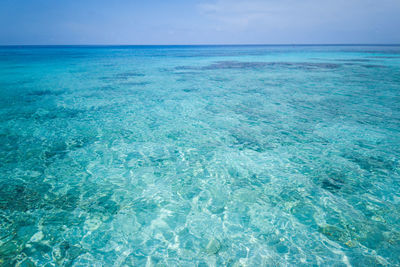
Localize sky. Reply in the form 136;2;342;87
0;0;399;45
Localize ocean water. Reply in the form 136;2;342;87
0;45;399;266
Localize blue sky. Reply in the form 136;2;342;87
0;0;399;45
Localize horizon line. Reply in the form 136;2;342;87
1;43;400;47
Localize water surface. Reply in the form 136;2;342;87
0;45;400;266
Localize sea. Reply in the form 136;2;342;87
0;45;399;266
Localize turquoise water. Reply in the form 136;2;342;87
0;45;400;266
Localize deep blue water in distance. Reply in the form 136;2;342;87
0;45;400;266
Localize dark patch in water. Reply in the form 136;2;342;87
336;59;372;62
42;108;82;120
174;71;199;75
321;177;345;192
0;179;118;216
341;63;357;66
82;194;120;216
210;77;231;82
231;132;268;152
115;72;146;78
175;66;197;71
343;152;396;172
2;65;26;69
50;189;80;211
312;168;348;194
90;86;116;92
100;72;146;81
28;90;63;96
0;181;81;212
175;61;341;71
40;136;94;165
98;76;113;81
203;61;269;70
0;183;45;211
121;81;151;86
318;225;349;243
54;241;87;265
183;88;197;93
361;64;386;69
43;143;69;161
368;56;400;59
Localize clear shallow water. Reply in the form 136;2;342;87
0;45;400;266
